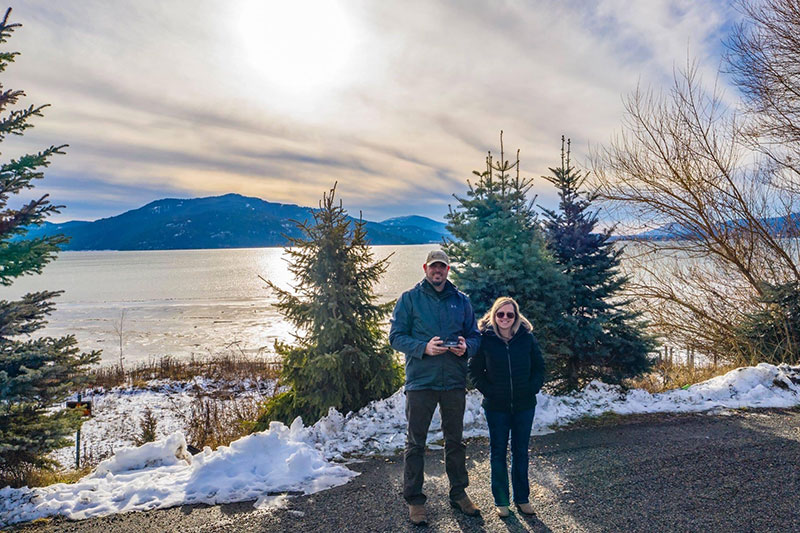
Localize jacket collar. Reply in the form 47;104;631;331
481;323;527;342
418;278;456;298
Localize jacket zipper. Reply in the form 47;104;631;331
505;340;514;411
437;292;445;388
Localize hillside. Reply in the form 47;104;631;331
20;194;451;250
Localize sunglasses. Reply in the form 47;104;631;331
495;311;515;319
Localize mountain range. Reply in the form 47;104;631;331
21;194;452;251
625;213;800;241
22;193;797;250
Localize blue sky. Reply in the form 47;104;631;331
4;0;738;223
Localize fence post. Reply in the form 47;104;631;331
75;393;81;469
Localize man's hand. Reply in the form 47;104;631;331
449;336;467;357
425;336;448;356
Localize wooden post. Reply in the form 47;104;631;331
75;393;81;469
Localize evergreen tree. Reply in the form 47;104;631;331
444;132;569;358
541;137;655;393
254;184;402;427
734;281;800;365
0;8;100;486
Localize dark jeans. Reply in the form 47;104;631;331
403;388;468;505
484;407;536;506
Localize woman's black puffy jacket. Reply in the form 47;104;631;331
468;325;545;413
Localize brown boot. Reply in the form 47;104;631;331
408;504;427;526
450;495;480;516
516;502;536;515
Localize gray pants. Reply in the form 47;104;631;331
403;388;469;505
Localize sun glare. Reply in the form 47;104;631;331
236;0;360;102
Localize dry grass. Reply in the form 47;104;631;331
185;395;262;450
90;351;283;451
23;465;94;487
1;437;108;488
1;463;95;489
629;360;739;394
87;352;282;389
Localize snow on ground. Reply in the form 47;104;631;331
304;362;800;459
48;376;276;469
3;363;800;527
0;425;355;526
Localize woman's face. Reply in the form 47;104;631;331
495;303;516;331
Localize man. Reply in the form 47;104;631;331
389;249;482;526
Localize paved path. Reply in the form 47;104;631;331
12;408;800;532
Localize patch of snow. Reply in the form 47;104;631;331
254;493;290;510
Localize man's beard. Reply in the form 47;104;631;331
428;276;445;288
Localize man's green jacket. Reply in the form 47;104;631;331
389;279;481;391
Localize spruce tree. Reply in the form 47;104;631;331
254;184;402;427
444;132;569;358
541;137;655;393
734;281;800;365
0;8;100;486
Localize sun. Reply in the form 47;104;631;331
235;0;361;101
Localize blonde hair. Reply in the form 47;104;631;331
478;296;532;337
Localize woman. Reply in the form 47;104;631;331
468;296;545;518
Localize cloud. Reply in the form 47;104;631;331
4;0;737;223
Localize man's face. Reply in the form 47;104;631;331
423;261;449;287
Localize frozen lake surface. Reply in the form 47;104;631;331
0;245;438;365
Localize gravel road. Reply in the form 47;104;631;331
11;407;800;532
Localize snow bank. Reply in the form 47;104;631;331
533;363;800;428
1;424;356;526
3;363;799;527
298;363;800;459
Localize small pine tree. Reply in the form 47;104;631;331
444;132;569;357
734;281;800;365
254;184;403;427
0;8;100;486
541;137;655;393
134;407;158;446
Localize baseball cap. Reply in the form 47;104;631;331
425;250;450;267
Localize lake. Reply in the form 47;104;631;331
0;245;439;365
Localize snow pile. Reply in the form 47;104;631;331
2;363;799;527
93;433;191;476
533;363;800;429
1;423;356;526
297;363;800;459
